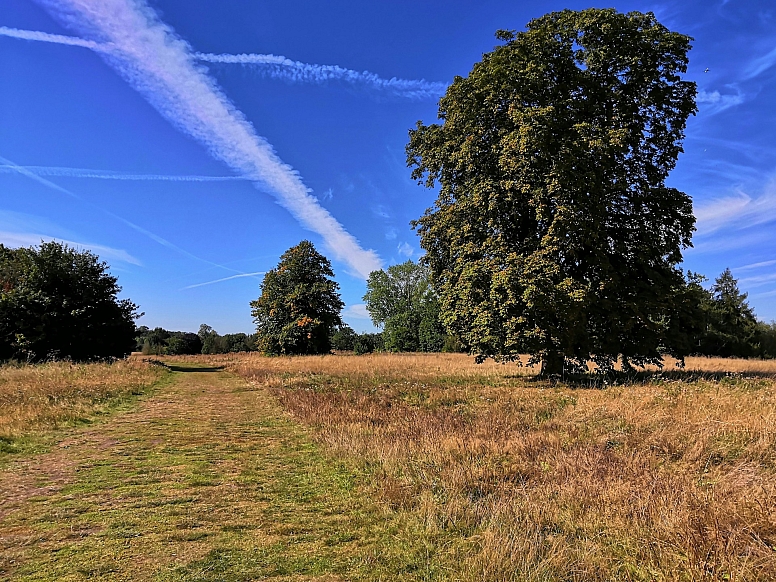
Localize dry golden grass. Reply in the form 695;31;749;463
0;359;167;441
682;355;776;374
195;351;776;581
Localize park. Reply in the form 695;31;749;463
2;2;776;580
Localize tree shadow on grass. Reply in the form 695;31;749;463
166;364;225;373
142;359;224;373
519;368;776;389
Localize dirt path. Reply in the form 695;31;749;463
0;365;436;581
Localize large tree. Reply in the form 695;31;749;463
0;241;139;361
407;9;698;374
363;260;445;352
251;241;344;355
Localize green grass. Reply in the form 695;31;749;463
0;361;172;470
0;363;455;581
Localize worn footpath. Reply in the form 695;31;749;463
0;364;438;581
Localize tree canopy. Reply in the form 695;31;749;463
407;9;698;373
0;241;139;361
363;260;445;352
250;241;344;355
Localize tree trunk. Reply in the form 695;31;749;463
540;350;564;377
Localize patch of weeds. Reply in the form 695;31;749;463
706;432;750;466
0;434;52;467
142;496;196;508
399;382;430;407
324;531;358;546
166;546;332;581
534;393;577;425
187;475;219;487
77;563;118;577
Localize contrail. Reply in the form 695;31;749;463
0;25;105;50
0;155;244;275
24;3;383;279
0;164;249;182
183;271;265;290
743;45;776;80
195;52;449;100
0;26;447;100
0;230;141;266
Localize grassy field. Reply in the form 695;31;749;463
0;359;168;461
221;352;776;581
1;353;775;580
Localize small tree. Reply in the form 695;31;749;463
363;260;445;352
0;242;139;361
330;324;358;351
222;333;256;353
407;9;697;373
756;321;776;359
698;269;758;358
353;332;384;355
166;332;203;355
251;241;344;355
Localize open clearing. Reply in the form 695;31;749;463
1;354;776;580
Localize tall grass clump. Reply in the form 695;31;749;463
223;352;776;581
0;358;167;444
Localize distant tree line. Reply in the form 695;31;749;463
135;324;258;355
356;262;775;359
130;248;776;361
2;239;775;366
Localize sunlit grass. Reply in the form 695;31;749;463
0;362;453;581
0;359;167;449
4;352;776;579
218;351;776;581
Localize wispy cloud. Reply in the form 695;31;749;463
182;271;265;290
342;304;371;320
30;0;382;279
0;25;104;50
691;229;773;255
397;242;413;257
752;288;776;299
696;88;745;115
694;180;776;235
739;272;776;288
372;205;390;219
0;25;447;100
196;52;448;100
0;164;248;182
743;45;776;80
734;260;776;272
0;230;141;265
0;155;243;274
685;159;763;184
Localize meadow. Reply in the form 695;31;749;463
219;352;776;580
0;359;167;458
1;352;775;580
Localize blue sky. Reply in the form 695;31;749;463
1;0;775;334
